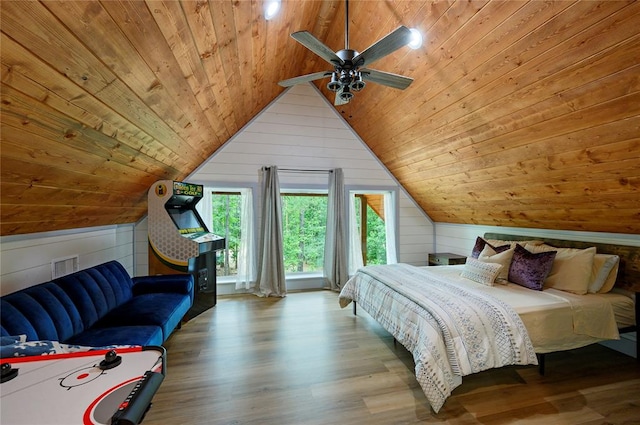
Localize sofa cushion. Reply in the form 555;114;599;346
0;283;84;342
132;274;194;304
65;325;163;347
54;261;134;329
1;297;48;340
97;293;192;341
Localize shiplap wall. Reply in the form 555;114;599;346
0;225;134;296
135;84;435;277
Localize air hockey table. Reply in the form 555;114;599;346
1;346;165;425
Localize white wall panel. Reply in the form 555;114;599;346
0;225;134;296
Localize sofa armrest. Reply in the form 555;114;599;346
132;274;194;303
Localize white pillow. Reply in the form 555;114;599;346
524;244;596;295
478;245;515;283
461;257;503;286
588;254;620;293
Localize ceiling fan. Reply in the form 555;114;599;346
278;0;414;105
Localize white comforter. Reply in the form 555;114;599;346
338;263;538;412
420;265;625;353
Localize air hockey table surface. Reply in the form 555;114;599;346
1;345;165;425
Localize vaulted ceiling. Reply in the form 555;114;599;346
1;0;639;236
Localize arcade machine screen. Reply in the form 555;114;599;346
166;207;206;237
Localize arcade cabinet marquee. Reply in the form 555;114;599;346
148;180;225;319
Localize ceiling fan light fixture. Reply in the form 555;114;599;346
408;28;423;49
327;73;341;92
339;87;354;102
350;73;365;91
264;0;280;20
339;70;351;84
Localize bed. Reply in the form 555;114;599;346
338;233;639;413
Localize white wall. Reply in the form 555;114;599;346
135;84;435;286
191;83;401;187
0;224;134;296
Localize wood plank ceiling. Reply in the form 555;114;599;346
1;0;639;236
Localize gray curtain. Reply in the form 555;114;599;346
255;166;286;297
324;168;349;290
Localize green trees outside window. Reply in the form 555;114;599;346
364;204;387;265
210;191;387;277
281;194;327;273
211;192;241;276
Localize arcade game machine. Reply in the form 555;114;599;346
148;180;225;320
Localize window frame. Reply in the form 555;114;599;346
199;183;258;284
279;187;329;276
347;186;400;266
210;190;242;277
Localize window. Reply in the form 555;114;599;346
349;189;397;269
353;194;387;265
209;188;329;278
211;191;242;276
281;193;327;273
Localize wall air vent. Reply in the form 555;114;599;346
51;254;79;279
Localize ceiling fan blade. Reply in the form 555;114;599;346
360;68;413;90
278;71;332;87
291;31;343;66
352;26;412;67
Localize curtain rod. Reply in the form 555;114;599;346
278;168;333;174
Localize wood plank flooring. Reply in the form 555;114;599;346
142;291;640;425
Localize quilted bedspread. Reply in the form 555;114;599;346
338;263;538;412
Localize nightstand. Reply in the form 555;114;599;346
428;252;467;266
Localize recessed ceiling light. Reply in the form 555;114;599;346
408;28;423;49
265;0;280;20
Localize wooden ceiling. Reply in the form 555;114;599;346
1;0;639;236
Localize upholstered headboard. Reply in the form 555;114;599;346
484;233;640;293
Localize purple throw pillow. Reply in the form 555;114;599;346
471;237;510;259
508;244;556;290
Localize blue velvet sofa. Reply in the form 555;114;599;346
0;260;193;347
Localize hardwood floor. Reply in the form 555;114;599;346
143;291;640;425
